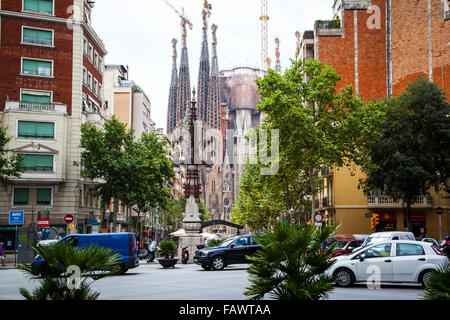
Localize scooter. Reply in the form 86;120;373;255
138;241;158;263
181;246;189;264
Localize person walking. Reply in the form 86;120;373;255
0;242;6;267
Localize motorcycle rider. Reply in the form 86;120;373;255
443;236;450;259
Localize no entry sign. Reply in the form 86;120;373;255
64;214;74;224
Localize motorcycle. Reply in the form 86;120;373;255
138;241;158;263
181;246;189;264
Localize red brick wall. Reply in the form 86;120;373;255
317;0;387;101
1;0;75;18
0;16;74;114
392;0;450;96
82;31;103;107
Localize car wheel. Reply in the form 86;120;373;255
334;268;355;287
201;264;211;271
116;263;128;275
211;256;225;271
419;269;433;287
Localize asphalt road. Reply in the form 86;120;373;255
0;262;423;300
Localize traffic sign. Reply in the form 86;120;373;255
436;207;443;215
290;218;296;224
314;213;324;223
37;219;50;227
9;211;24;225
64;214;74;224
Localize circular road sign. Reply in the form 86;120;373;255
314;213;324;224
436;207;443;215
64;214;74;224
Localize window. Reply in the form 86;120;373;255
235;237;249;247
21;90;51;103
88;44;93;61
94;51;98;68
22;154;53;172
88;73;92;90
23;0;53;15
83;38;88;55
22;58;52;77
94;79;98;95
18;121;54;139
36;188;52;205
84;8;91;24
357;243;392;259
14;188;29;205
22;27;53;46
83;68;87;85
99;57;103;72
98;84;102;98
396;243;425;256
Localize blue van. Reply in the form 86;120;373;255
32;233;139;275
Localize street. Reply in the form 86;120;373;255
0;262;423;300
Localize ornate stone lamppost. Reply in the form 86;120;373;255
173;89;212;262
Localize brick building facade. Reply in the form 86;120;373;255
0;0;107;258
300;0;450;239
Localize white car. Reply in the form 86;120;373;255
327;240;448;287
361;231;415;247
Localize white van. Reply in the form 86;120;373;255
362;231;415;247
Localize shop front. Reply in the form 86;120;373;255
403;211;427;238
373;211;397;232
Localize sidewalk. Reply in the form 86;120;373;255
0;264;18;270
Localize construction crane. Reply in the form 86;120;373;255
203;0;212;17
260;0;269;69
274;38;281;73
163;0;193;30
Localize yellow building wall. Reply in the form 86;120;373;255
332;164;450;240
113;92;131;126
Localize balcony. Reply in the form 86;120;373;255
368;195;433;209
318;166;333;178
5;101;67;114
314;19;343;37
316;197;333;210
86;111;106;126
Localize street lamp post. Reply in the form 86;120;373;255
173;89;212;262
105;208;111;233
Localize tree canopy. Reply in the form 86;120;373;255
0;125;24;185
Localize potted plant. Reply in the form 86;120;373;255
157;240;178;269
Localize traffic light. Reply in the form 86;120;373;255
370;214;380;230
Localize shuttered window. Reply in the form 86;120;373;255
18;121;54;139
23;28;53;46
23;0;53;15
22;154;54;172
14;188;29;205
21;92;51;103
22;59;52;77
37;189;52;205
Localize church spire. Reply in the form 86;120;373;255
176;17;191;129
167;38;178;133
197;8;210;126
206;24;221;130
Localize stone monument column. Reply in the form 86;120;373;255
178;196;204;262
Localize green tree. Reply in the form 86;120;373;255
360;78;450;231
76;116;174;221
18;242;121;300
235;59;383;227
245;223;338;300
0;126;24;185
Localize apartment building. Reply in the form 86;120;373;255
0;0;107;253
302;0;450;239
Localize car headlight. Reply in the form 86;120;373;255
204;252;209;257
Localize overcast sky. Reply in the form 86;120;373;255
92;0;334;133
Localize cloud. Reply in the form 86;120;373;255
92;0;333;133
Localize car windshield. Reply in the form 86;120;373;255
333;241;348;249
219;236;238;247
365;236;389;246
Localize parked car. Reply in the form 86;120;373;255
421;238;440;248
193;234;261;271
361;231;415;247
331;240;364;257
32;233;139;275
326;240;448;287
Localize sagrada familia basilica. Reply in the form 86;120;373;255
166;6;267;235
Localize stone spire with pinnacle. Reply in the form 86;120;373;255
197;8;210;126
206;24;221;130
176;17;191;129
167;38;178;133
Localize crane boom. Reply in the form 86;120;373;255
260;0;269;69
163;0;193;29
